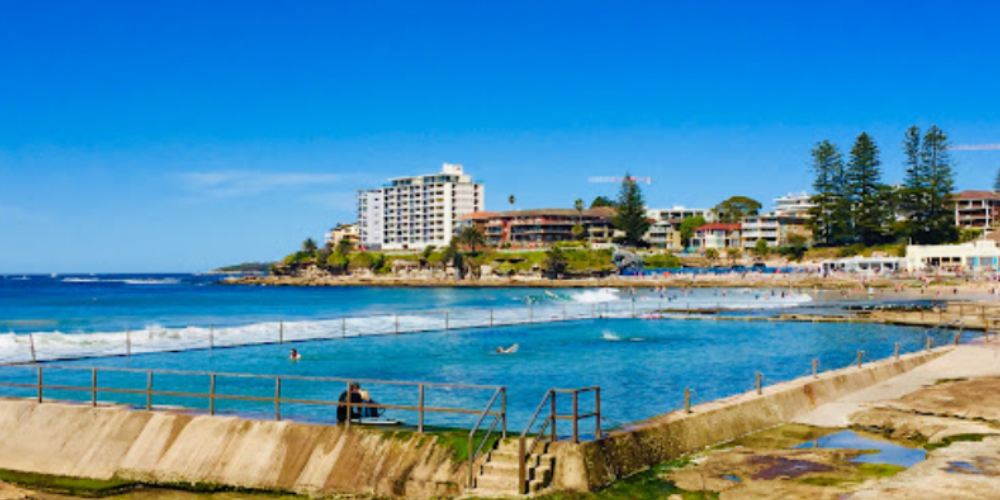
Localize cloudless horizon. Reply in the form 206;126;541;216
2;1;999;273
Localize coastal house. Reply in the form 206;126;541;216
691;223;742;250
324;223;358;248
740;214;810;249
905;240;1000;272
357;163;484;251
954;190;1000;233
460;207;617;247
644;218;684;250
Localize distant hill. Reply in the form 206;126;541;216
209;262;273;275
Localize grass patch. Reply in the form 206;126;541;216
856;463;906;479
924;434;992;451
0;469;137;497
795;463;904;488
730;424;839;449
431;429;503;463
933;377;969;385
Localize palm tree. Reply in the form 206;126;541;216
302;238;318;254
458;225;486;253
574;198;585;241
705;248;719;264
508;194;516;211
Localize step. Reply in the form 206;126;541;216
486;450;553;467
476;473;521;491
480;460;552;479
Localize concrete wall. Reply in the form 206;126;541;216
551;349;947;491
0;400;465;498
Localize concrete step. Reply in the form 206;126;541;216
476;473;520;491
486;450;553;467
480;460;552;479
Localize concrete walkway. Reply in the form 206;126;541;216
794;342;1000;428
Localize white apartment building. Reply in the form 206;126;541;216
774;192;815;217
357;163;484;250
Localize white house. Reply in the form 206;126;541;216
905;240;1000;272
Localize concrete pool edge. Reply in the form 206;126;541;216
554;347;948;492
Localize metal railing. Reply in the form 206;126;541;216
467;387;507;487
516;387;600;494
0;364;503;433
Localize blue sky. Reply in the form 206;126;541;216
2;1;999;273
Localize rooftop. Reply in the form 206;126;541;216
955;190;1000;201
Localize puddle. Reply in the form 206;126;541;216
945;461;983;474
794;430;926;468
721;474;742;483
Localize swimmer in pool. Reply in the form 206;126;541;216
289;348;302;361
496;344;519;354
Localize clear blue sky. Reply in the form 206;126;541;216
2;1;999;273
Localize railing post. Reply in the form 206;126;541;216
36;366;42;403
490;309;494;327
91;368;97;407
345;380;352;428
209;374;216;415
279;322;284;343
550;391;557;442
209;324;214;350
342;317;347;338
467;433;474;488
894;342;900;360
595;387;601;439
572;391;579;444
126;328;131;358
857;350;863;368
275;378;282;421
631;298;635;318
954;331;962;345
418;384;425;433
146;371;153;411
518;438;526;494
445;311;450;331
502;387;507;438
684;387;691;414
29;333;37;364
395;314;399;334
812;358;818;379
926;337;932;351
755;372;762;395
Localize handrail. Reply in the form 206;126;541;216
516;387;601;494
0;365;503;433
467;387;506;488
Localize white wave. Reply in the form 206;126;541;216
571;288;621;303
63;278;100;283
121;278;180;285
602;330;622;341
10;276;29;281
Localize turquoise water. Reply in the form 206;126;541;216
0;274;953;434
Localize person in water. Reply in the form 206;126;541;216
496;344;518;354
289;348;302;361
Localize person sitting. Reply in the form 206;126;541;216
289;348;302;361
337;383;364;423
496;344;519;354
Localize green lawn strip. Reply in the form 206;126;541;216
924;433;992;451
0;469;137;497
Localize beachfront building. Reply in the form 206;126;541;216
358;163;484;250
460;207;617;247
647;206;713;223
774;192;815;218
740;214;811;249
821;256;906;274
954;190;1000;232
644;206;711;250
691;223;742;250
324;223;358;248
906;240;1000;272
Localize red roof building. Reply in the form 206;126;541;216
691;223;742;250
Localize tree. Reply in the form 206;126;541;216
326;252;349;272
572;224;586;240
806;140;848;246
301;238;318;254
846;132;891;246
726;247;742;265
442;239;465;279
508;194;516;211
752;238;769;259
611;172;650;247
457;225;486;253
960;228;983;243
543;246;568;278
419;245;436;269
590;196;616;208
335;238;354;257
777;234;808;262
704;248;719;263
921;126;958;244
678;215;707;249
713;196;762;223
